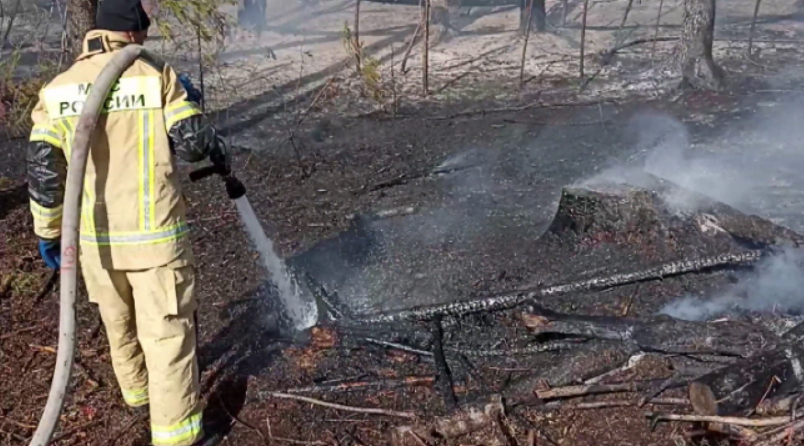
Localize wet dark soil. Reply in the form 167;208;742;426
4;66;804;446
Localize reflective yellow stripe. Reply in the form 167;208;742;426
29;125;62;148
151;412;203;446
30;201;63;219
122;388;149;406
147;110;156;229
80;223;190;246
138;110;156;231
164;101;201;129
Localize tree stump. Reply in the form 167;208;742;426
547;184;663;236
678;0;723;90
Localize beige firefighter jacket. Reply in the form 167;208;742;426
29;30;203;270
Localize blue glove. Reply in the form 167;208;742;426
178;73;204;105
38;239;61;270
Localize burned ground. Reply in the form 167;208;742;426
6;70;804;446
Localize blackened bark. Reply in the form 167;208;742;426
689;344;804;416
689;321;804;416
678;0;723;90
67;0;97;58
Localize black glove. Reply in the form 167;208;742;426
209;136;231;177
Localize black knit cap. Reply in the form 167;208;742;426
95;0;151;32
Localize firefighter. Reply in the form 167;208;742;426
27;1;225;445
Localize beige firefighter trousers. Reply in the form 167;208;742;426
81;254;204;446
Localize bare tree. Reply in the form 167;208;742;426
67;0;98;57
678;0;723;90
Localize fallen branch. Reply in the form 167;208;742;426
359;251;763;323
284;376;435;394
706;422;758;440
546;398;688;411
537;381;660;400
646;412;792;427
393;397;504;442
265;392;415;418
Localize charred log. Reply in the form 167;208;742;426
358;251;763;323
521;306;779;358
689;334;804;416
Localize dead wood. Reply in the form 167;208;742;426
265;392;415;418
646;412;790;427
705;422;758;439
360;250;762;323
689;342;804;416
755;394;799;416
284;376;436;394
521;305;778;358
544;398;688;411
754;417;804;446
431;317;458;411
392;397;504;443
536;380;661;400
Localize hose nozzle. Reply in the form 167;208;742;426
225;175;247;200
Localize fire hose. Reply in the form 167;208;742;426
28;44;146;446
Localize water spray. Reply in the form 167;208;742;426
189;166;318;333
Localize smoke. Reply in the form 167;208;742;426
576;96;804;322
577;111;758;215
660;247;804;321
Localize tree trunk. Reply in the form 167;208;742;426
430;0;453;43
678;0;723;90
520;0;546;33
67;0;98;58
